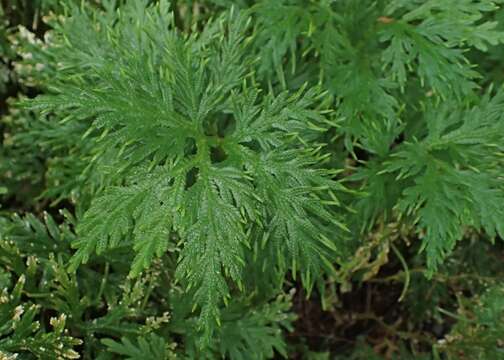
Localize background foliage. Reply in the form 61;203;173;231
1;0;504;359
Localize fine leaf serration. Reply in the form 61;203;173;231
3;0;504;358
29;0;345;341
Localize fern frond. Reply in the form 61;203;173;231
27;0;345;343
102;333;176;360
384;89;504;273
0;275;82;359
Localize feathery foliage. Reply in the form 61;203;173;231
2;0;504;358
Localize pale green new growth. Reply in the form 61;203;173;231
4;0;504;356
30;0;344;342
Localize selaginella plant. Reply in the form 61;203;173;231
26;0;347;346
1;0;504;358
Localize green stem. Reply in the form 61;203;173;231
96;262;110;303
391;243;410;302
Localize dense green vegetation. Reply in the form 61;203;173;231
1;1;504;359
